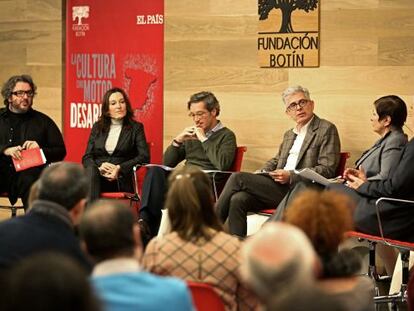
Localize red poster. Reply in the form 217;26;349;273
64;0;164;163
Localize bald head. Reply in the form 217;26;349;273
240;223;319;304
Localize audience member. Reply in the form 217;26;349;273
0;252;101;311
240;222;344;311
216;85;340;237
139;91;237;239
80;199;194;311
0;162;91;271
285;190;375;311
83;87;150;203
271;94;408;221
142;166;257;311
0;74;66;210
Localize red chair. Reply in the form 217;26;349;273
187;281;225;311
100;142;153;215
210;146;247;200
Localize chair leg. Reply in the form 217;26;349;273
11;206;17;218
373;249;410;310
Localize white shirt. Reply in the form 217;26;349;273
92;257;141;277
283;116;314;170
105;119;123;155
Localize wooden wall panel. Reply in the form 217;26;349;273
0;0;413;172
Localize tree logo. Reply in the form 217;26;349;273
257;0;320;68
259;0;318;33
72;6;90;25
72;6;90;37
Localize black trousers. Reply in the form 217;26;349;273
139;167;169;238
85;165;134;203
216;172;289;237
0;162;44;210
269;180;324;221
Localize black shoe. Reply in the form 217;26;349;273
138;218;152;248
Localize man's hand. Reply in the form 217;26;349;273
193;127;207;142
4;146;23;160
268;169;291;184
22;140;40;150
174;126;197;143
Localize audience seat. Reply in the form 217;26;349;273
187;281;225;311
346;197;414;309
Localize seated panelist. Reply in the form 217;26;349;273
270;95;408;221
82;87;150;203
0;74;66;210
138;91;237;240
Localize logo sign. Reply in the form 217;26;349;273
65;0;164;163
72;6;90;36
258;0;320;68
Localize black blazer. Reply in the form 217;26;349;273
354;139;414;241
82;120;150;181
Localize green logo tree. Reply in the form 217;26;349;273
259;0;318;33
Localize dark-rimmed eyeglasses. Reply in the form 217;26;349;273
11;90;35;98
188;111;208;119
286;99;309;112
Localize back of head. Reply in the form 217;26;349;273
285;190;354;256
1;252;100;311
80;200;137;262
240;222;318;306
1;74;37;106
165;166;222;241
187;91;220;116
37;162;88;210
374;95;407;129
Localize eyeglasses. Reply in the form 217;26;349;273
11;90;35;98
188;111;209;119
286;99;309;112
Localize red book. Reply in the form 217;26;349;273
12;148;47;172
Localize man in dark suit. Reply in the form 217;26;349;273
216;85;341;238
332;138;414;241
0;162;91;271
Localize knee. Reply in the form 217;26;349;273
229;192;249;213
227;172;250;187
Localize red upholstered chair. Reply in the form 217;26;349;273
187;281;225;311
211;146;247;200
0;193;24;217
346;197;414;309
100;142;153;215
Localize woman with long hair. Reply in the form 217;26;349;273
82;87;149;202
142;166;257;311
